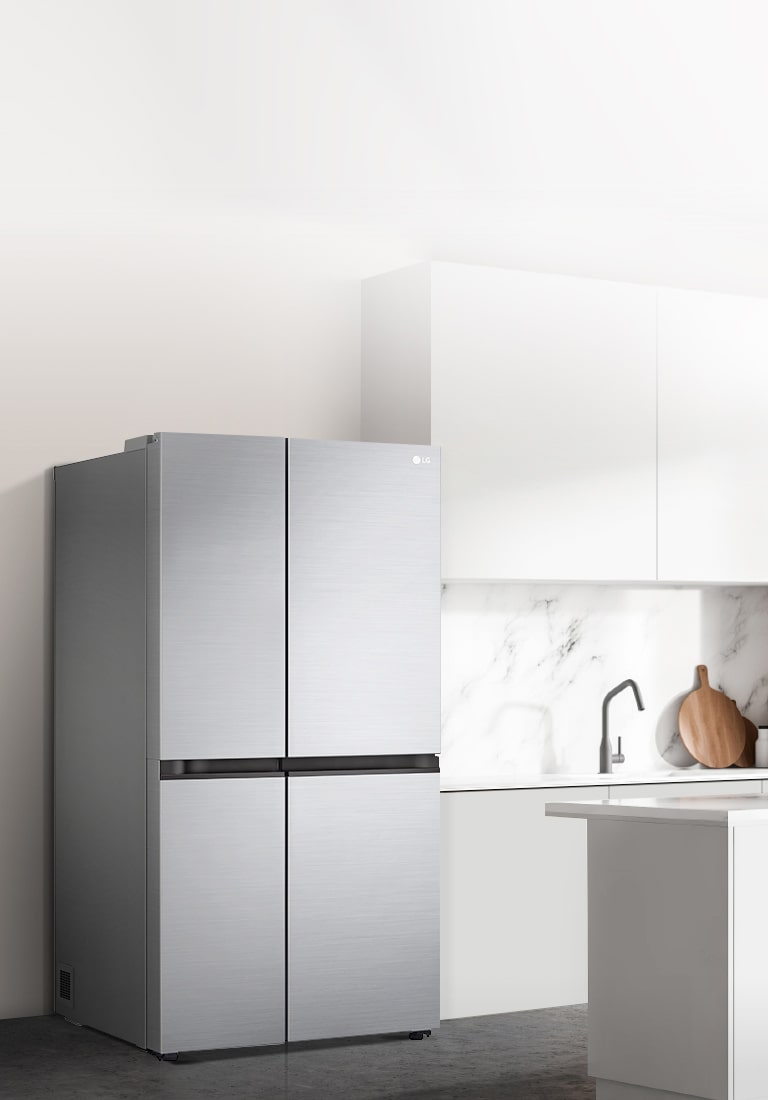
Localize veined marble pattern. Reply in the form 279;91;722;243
440;585;768;780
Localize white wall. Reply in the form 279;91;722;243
5;1;768;301
0;213;375;1019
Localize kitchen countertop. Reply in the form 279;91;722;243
440;767;768;792
545;792;768;826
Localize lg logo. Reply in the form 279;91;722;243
412;455;431;465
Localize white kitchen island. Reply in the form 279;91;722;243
546;795;768;1100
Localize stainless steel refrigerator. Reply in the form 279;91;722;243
54;433;440;1056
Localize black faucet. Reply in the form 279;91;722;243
600;679;645;773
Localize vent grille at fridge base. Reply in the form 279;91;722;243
58;967;72;1003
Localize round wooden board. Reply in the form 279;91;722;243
678;665;746;768
735;712;758;768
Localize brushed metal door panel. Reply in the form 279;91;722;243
288;773;440;1041
158;778;285;1052
288;439;440;757
158;433;285;759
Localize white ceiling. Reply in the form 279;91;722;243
3;0;768;292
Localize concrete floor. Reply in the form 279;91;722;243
0;1006;592;1099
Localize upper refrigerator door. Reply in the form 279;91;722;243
152;433;285;760
288;439;440;757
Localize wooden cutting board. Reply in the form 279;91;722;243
734;711;758;768
678;666;746;768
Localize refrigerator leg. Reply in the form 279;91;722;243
148;1050;181;1062
408;1030;433;1041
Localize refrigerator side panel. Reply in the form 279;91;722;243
288;773;440;1041
54;451;147;1047
158;777;285;1053
146;760;161;1053
288;439;440;757
158;433;285;759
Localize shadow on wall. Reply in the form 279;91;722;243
0;469;54;1016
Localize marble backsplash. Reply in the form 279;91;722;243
440;584;768;779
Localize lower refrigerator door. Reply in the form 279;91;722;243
287;771;440;1041
150;775;285;1053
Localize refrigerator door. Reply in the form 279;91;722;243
153;776;285;1053
154;433;285;760
287;772;440;1041
288;439;440;757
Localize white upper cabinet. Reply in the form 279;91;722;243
363;262;657;581
658;289;768;583
431;265;657;580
